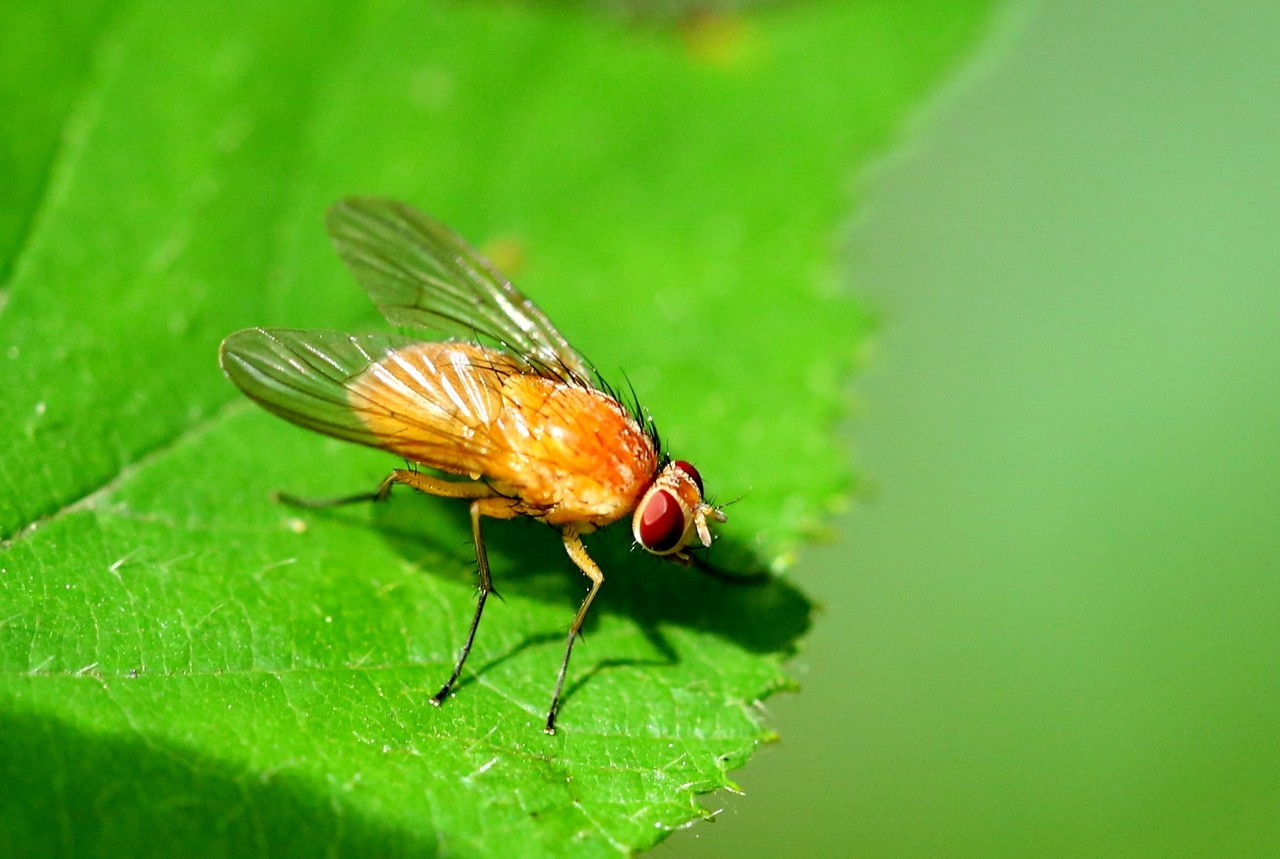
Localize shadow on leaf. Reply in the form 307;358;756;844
365;490;814;653
273;479;814;722
0;709;438;858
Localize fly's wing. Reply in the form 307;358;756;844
220;328;527;474
219;327;416;449
326;197;594;384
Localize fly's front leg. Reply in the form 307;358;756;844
545;529;605;735
430;494;519;707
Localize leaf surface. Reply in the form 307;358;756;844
0;1;995;855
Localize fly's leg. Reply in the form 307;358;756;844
429;495;517;706
274;472;398;508
545;530;605;735
277;468;496;508
672;551;771;586
276;470;520;708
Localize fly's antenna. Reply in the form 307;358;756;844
711;489;750;509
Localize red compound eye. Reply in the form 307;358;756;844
637;489;686;553
673;460;703;495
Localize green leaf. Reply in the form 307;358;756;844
0;1;995;855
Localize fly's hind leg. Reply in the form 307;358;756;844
276;468;496;508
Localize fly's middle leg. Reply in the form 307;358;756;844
430;494;519;707
276;470;520;708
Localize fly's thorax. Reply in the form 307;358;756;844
631;460;726;557
493;377;660;529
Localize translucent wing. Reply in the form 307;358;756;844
326;197;593;382
220;327;417;449
220;327;536;475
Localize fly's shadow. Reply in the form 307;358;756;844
287;483;813;708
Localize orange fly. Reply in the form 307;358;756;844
219;197;726;733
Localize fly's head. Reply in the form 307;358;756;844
632;460;726;560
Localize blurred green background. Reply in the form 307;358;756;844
673;2;1280;856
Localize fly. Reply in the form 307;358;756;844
219;197;726;733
